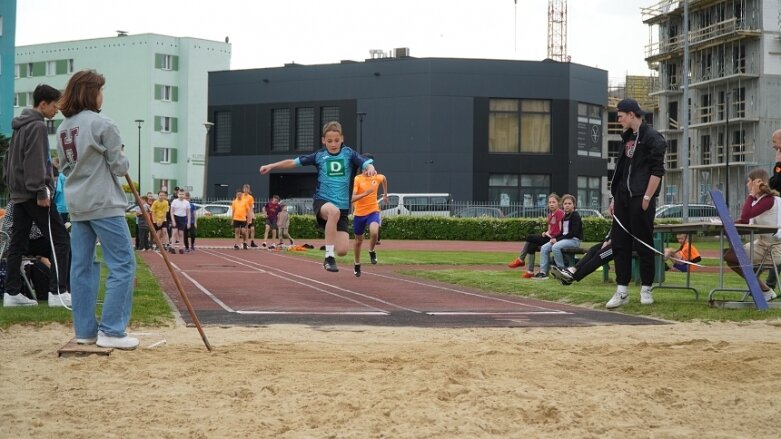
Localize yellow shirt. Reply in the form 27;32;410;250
352;174;385;217
150;199;169;224
231;197;247;221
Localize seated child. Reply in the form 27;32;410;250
664;233;701;272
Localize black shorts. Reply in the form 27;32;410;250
174;215;187;230
313;199;349;233
233;220;247;228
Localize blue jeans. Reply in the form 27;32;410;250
540;238;581;274
71;217;136;339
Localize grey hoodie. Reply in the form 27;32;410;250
56;110;130;221
6;108;54;203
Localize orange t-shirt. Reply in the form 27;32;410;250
243;194;255;220
352;174;386;217
231;197;247;221
677;242;701;271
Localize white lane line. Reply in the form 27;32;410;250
200;250;397;314
204;250;422;313
426;311;568;316
168;260;236;313
234;250;568;315
236;311;388;315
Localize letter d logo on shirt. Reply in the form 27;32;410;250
326;159;346;177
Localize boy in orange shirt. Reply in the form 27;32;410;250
231;189;248;250
664;233;701;272
351;155;388;277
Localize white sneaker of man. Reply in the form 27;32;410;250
605;291;629;309
3;293;38;307
48;292;72;307
763;289;777;302
640;287;654;305
97;331;139;350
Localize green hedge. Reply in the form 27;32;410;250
126;214;614;242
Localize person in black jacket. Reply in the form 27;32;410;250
535;194;583;279
551;233;613;285
765;129;781;289
606;98;666;309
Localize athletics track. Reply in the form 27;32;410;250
141;239;662;328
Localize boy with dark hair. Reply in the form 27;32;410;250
4;84;72;307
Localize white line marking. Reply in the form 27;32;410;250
426;311;569;316
235;311;388;315
177;268;236;313
204;250;422;313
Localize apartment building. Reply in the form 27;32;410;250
14;33;231;197
0;0;16;136
643;0;781;206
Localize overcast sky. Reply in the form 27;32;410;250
16;0;656;84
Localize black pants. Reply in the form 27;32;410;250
5;200;70;296
572;241;613;282
611;194;656;286
520;234;550;258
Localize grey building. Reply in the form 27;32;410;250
206;56;608;210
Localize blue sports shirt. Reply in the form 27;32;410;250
295;146;373;210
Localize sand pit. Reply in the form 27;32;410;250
2;321;781;438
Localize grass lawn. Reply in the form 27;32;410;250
0;251;174;330
3;240;780;328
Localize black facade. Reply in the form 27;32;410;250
206;57;608;204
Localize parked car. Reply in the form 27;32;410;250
578;208;604;219
280;198;315;216
193;203;232;218
381;193;452;217
655;204;720;222
453;207;504;218
504;207;548;218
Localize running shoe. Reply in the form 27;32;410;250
354;264;361;277
369;251;378;265
323;256;339;272
507;258;525;268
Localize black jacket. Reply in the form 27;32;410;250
556;211;583;241
6;108;54;203
611;122;666;199
770;162;781;193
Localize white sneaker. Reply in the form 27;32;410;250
763;290;777;302
97;331;139;350
606;291;629;309
640;289;654;305
3;293;38;307
76;337;97;345
48;292;72;307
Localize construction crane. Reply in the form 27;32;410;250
547;0;569;62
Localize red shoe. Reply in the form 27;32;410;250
521;271;534;279
508;258;525;268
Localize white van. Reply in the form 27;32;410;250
380;193;452;217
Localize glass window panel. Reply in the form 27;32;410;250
272;109;290;152
520;113;551;153
521;100;550;112
214;111;232;153
490;99;518;112
489;113;520;153
489;174;518;186
296;107;315;151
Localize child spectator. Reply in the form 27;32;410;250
231;190;248;250
508;193;565;278
185;192;198;251
169;189;191;254
133;196;151;251
262;195;282;249
536;194;583;279
151;191;170;251
276;201;294;246
664;233;701;272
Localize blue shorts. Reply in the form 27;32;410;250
672;262;689;272
353;212;381;236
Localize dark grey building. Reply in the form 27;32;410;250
206;56;608;210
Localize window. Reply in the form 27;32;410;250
667;139;678;169
13;93;19;107
271;109;290;152
159;116;174;133
701;135;711;165
154;147;177;164
157;85;175;102
46;120;56;135
46;61;56;76
489;99;550;153
699;93;711;123
14;64;20;79
161;55;172;70
296;107;315;151
214;111;232;153
320;106;340;128
732;87;745;118
155;54;178;71
489;173;550;209
0;15;3;37
67;59;74;74
577;176;602;209
577;103;602;157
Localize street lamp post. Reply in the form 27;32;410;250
356;112;367;153
202;121;214;199
134;119;144;189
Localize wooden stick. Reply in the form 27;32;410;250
126;175;213;351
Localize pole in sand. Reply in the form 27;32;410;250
125;174;213;351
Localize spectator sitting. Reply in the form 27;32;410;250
664;233;701;272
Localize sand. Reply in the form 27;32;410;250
2;321;781;438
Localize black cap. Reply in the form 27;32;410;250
616;98;645;116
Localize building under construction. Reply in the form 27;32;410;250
642;0;781;207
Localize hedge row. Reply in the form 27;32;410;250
126;215;613;242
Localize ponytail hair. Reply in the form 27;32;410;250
748;168;779;197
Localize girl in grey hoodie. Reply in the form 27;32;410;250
56;70;138;350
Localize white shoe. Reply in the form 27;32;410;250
97;331;139;350
3;293;38;307
640;289;654;305
48;292;72;307
763;290;777;302
606;291;629;309
76;337;97;345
